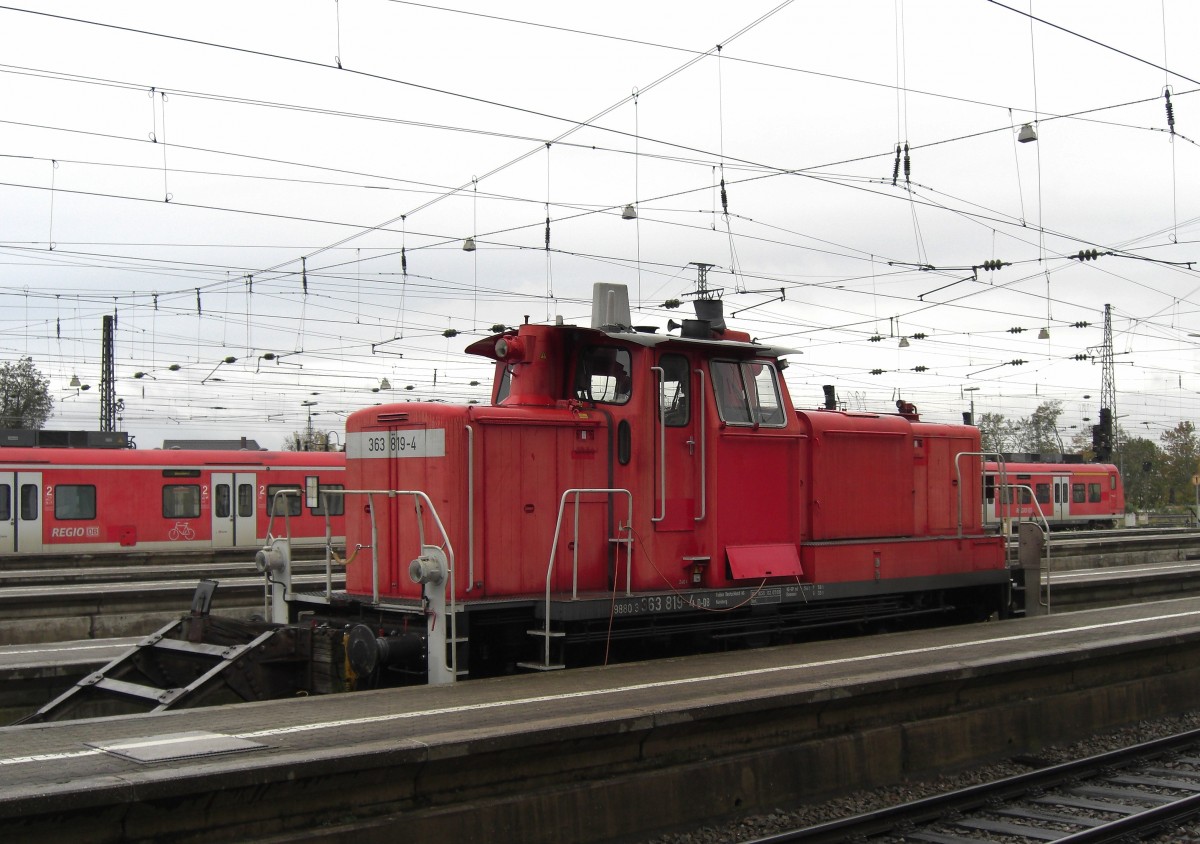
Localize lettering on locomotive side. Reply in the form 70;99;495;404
346;429;446;460
611;584;820;617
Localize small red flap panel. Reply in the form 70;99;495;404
726;543;803;579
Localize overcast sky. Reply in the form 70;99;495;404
1;1;1197;450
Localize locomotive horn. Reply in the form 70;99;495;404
822;385;837;410
667;319;681;333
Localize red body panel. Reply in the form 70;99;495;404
343;318;1006;606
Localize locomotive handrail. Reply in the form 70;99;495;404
694;368;707;522
535;488;634;670
954;451;1006;540
263;488;298;546
311;487;459;679
651;366;666;523
1000;482;1052;612
465;423;475;592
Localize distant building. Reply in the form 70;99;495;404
161;437;265;451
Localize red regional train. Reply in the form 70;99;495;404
0;448;346;557
272;282;1011;686
983;461;1125;530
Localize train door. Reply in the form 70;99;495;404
653;353;699;531
210;472;257;547
1052;474;1071;523
0;472;43;554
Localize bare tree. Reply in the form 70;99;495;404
284;427;335;452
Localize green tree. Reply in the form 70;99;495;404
976;412;1008;454
1159;421;1199;508
1119;437;1164;511
1009;400;1063;454
0;357;53;429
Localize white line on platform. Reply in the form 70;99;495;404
5;606;1200;768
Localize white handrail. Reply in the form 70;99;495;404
651;366;665;522
694;368;707;522
535;488;634;669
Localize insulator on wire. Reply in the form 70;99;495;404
544;216;550;250
891;144;901;185
1075;248;1100;261
302;257;308;296
401;247;407;276
981;259;1006;271
196;289;201;315
1165;90;1176;134
903;143;911;183
719;179;728;216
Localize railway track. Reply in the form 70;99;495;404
753;727;1200;843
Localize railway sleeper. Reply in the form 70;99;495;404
16;581;345;724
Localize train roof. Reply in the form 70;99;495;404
0;448;345;468
986;461;1120;473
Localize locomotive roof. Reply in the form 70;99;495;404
467;324;798;361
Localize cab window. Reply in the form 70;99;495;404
658;354;690;427
574;346;632;405
711;360;786;427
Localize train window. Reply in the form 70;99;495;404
267;485;302;517
658;355;689;426
311;484;345;516
1088;483;1102;503
712;361;751;424
984;475;995;503
617;420;631;465
0;484;8;521
54;485;96;520
20;484;37;520
1018;488;1032;505
748;363;785;425
574;346;632;405
1035;484;1050;505
237;483;254;517
215;484;231;519
496;365;512;404
712;360;786;427
163;485;201;519
1072;483;1086;504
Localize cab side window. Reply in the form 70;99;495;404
711;360;786;427
574;346;632;405
658;354;690;427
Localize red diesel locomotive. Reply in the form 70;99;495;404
284;283;1010;685
983;461;1125;530
0;448;346;557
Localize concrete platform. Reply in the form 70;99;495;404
4;596;1200;843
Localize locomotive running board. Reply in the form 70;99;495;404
18;581;325;724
